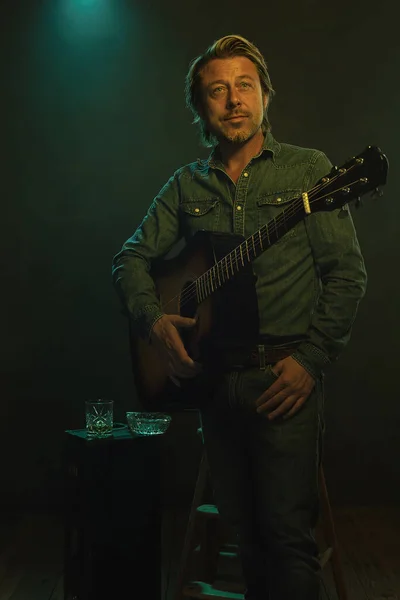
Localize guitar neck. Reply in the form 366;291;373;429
195;199;305;304
181;144;388;307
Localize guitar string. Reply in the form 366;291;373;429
161;165;362;311
172;174;359;309
163;169;360;311
194;166;368;301
170;176;360;311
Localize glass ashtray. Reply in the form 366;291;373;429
126;412;172;436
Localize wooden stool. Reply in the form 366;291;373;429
174;444;348;600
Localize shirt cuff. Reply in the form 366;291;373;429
291;342;331;381
131;304;164;340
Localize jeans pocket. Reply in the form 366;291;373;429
268;364;279;379
237;366;280;411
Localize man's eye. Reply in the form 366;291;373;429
212;86;225;94
240;81;251;88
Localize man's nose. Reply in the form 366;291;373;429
226;88;241;108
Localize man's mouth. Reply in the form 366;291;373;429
225;115;248;121
225;115;247;123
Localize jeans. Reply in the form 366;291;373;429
200;365;324;600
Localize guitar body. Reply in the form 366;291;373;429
130;230;260;411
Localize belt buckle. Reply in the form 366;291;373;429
257;344;266;371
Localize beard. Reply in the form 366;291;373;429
223;129;254;143
216;113;262;145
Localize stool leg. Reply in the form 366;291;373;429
174;450;209;600
197;514;221;583
319;465;349;600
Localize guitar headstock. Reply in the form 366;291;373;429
310;146;389;213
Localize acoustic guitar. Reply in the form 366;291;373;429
129;146;388;411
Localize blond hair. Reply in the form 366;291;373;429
185;34;275;147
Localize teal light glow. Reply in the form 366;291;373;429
76;0;100;6
57;0;124;41
65;0;107;8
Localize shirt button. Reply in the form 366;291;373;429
243;172;249;177
194;208;200;213
276;197;282;203
236;205;242;211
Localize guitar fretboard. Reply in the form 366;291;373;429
195;200;303;303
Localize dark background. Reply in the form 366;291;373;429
1;0;398;511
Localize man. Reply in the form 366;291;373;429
112;35;367;600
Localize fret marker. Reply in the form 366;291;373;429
302;192;311;214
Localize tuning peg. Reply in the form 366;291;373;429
371;187;383;198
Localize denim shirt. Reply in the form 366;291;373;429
112;132;367;379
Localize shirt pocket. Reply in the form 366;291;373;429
180;198;221;237
256;189;302;244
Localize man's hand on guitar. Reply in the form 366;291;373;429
254;356;315;420
150;314;202;385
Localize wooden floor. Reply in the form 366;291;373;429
0;505;399;599
0;512;63;600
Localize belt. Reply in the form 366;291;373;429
215;344;298;371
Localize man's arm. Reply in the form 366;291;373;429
255;151;367;420
112;172;182;339
291;151;368;380
112;171;203;380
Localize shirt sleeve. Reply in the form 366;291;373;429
291;151;368;379
112;172;182;339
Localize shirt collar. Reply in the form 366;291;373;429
207;130;281;169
